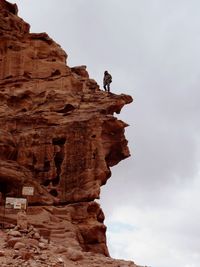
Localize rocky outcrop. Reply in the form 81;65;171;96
0;1;136;266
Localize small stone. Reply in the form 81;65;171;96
54;245;67;254
28;225;34;231
52;263;65;267
20;228;29;234
14;241;26;250
40;253;48;261
33;232;40;240
65;248;84;261
17;210;28;230
8;230;22;237
26;259;38;267
20;250;33;260
24;238;39;247
0;250;5;256
13;226;19;231
40;237;48;244
57;257;64;263
38;242;47;250
7;237;22;247
27;230;35;238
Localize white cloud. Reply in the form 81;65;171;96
104;174;200;267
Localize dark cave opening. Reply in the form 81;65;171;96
49;189;58;197
51;69;61;77
52;137;66;146
0;181;17;198
54;152;64;173
0;182;9;195
43;159;50;172
52;176;60;186
56;104;75;114
53;149;64;186
42;179;51;187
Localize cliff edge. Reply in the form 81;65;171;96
0;1;139;267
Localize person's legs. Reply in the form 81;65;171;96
107;83;110;92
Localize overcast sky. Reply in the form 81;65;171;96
9;1;200;267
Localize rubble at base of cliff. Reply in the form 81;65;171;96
0;223;138;267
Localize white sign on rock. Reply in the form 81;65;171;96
5;197;27;210
22;186;34;196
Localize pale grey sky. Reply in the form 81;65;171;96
9;1;200;267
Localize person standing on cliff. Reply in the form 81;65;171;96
103;71;112;92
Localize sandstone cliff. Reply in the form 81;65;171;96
0;1;137;266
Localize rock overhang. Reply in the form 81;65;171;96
0;0;135;261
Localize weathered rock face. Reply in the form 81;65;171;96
0;1;135;265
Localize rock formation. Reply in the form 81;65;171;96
0;1;138;266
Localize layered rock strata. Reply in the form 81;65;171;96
0;1;136;266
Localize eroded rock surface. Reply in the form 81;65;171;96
0;1;137;266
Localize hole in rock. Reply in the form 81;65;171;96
52;137;66;146
54;152;64;167
52;176;60;186
7;96;18;107
0;182;12;196
9;149;18;161
32;154;37;165
23;71;31;78
56;104;75;114
49;189;58;197
51;69;61;77
42;180;51;187
0;182;8;195
5;75;13;79
53;151;64;185
43;159;50;172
